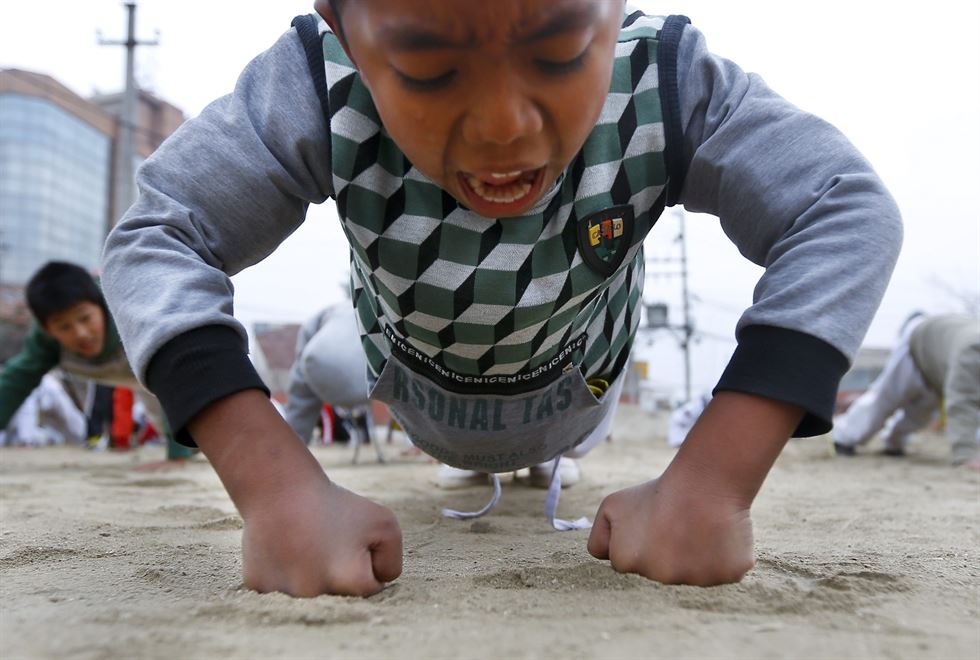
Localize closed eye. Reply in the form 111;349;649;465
394;68;457;92
535;49;589;75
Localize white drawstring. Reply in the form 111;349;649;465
441;474;502;519
440;459;591;530
543;458;591;531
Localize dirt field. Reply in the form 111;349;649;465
1;404;977;659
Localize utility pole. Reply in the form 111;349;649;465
677;209;693;402
642;207;695;403
99;2;158;227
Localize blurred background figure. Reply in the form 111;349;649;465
833;313;980;467
0;262;193;463
284;303;382;463
666;391;713;448
84;383;114;449
0;373;86;447
110;386;134;450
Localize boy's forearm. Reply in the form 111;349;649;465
187;389;328;517
663;391;803;507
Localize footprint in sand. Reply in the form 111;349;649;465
671;558;909;616
474;562;643;591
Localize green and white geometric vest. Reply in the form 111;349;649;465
315;11;677;394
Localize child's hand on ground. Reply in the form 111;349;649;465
587;392;802;587
241;479;402;597
587;476;754;586
187;389;402;598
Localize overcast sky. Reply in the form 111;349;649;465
2;1;978;394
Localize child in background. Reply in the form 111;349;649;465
0;262;193;464
101;0;901;597
284;303;382;463
834;314;980;467
284;304;373;444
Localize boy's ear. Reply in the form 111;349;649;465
314;0;358;67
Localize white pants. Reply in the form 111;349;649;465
834;321;938;452
667;392;712;448
1;374;86;446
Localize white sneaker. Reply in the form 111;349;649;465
436;464;490;489
528;457;580;489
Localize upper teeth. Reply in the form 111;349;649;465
464;173;533;204
489;171;522;179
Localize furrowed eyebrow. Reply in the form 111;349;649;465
518;4;599;44
378;3;599;52
377;25;469;51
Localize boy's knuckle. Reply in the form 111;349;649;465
338;574;381;597
608;549;638;574
730;558;754;582
654;567;685;585
375;560;403;583
374;515;402;538
322;561;380;597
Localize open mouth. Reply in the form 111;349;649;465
458;167;545;216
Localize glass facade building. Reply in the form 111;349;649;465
0;92;111;284
0;69;185;291
0;69;184;361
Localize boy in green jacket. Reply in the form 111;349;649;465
0;261;191;462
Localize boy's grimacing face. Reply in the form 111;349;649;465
321;0;625;218
42;301;106;358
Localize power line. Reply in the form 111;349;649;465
689;293;746;316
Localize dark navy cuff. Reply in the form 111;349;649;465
713;325;849;437
146;325;269;447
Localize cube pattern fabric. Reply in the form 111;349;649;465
318;10;670;387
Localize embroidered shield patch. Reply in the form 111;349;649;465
577;205;635;276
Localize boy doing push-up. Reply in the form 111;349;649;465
102;0;902;597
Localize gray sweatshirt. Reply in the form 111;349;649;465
101;15;902;445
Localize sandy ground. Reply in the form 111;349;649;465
1;404;978;660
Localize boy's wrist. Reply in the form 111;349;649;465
146;325;269;447
663;391;802;507
715;326;849;437
187;389;327;517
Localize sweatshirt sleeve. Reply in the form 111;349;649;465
0;324;60;429
671;24;903;435
101;25;333;445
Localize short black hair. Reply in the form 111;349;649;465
25;261;105;326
